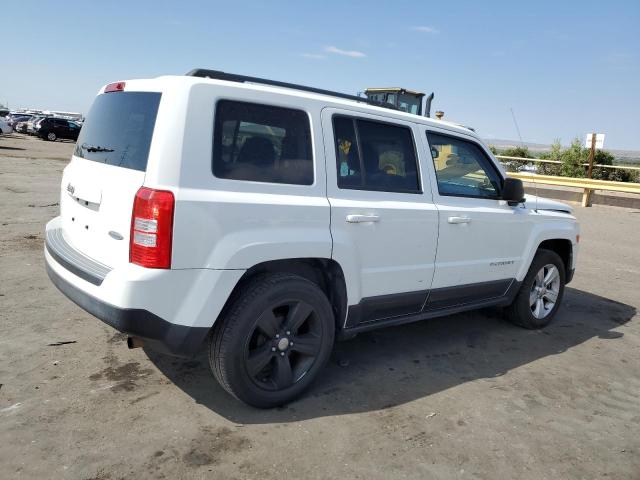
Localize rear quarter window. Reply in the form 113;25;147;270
212;100;313;185
74;92;161;172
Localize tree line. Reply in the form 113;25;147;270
489;139;638;183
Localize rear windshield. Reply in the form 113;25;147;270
74;92;161;172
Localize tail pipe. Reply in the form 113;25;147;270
127;336;145;349
424;92;434;118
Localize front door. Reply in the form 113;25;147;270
422;129;533;309
322;108;439;326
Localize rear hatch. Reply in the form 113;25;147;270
59;89;161;268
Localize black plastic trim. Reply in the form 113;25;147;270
343;280;521;335
46;262;209;357
344;289;428;328
566;268;575;284
186;68;398;111
425;279;513;310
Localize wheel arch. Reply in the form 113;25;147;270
217;258;348;333
537;238;573;280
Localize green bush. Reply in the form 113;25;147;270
495;139;638;182
538;140;563;176
494;146;531;172
590;150;636;182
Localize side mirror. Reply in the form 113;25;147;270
502;177;525;206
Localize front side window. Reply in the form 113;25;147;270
213;100;313;185
426;132;502;199
333;116;420;193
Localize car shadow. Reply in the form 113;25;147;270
145;287;636;423
0;145;25;151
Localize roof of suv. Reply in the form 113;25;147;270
106;72;483;142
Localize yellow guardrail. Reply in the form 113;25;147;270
508;172;640;207
496;155;640;172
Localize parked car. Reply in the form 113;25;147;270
37;117;81;141
0;117;13;134
45;70;580;407
14;121;29;134
26;116;46;135
6;114;32;128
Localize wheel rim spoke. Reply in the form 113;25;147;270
530;263;562;319
290;334;321;356
529;288;538;307
544;266;559;286
544;289;558;304
273;355;294;389
533;298;544;318
286;301;313;333
246;298;321;392
246;343;274;377
256;309;280;338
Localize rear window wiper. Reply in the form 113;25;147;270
81;143;114;153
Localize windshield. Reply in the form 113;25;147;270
74;91;161;172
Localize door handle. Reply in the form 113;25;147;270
448;216;471;224
346;214;380;223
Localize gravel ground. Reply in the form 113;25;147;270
1;133;639;479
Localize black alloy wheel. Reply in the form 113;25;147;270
209;273;335;408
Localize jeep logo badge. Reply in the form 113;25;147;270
66;183;75;195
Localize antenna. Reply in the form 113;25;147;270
510;107;524;146
509;107;536;210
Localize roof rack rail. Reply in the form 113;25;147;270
185;68;397;110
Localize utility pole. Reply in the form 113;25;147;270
587;132;596;179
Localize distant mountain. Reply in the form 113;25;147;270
482;138;640;164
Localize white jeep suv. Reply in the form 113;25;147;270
45;69;579;407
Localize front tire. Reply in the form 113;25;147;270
505;249;566;329
209;273;335;408
47;132;57;141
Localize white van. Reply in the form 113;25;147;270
45;69;579;407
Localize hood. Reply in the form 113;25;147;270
524;194;573;214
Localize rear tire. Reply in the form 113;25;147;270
209;273;335;408
505;249;566;329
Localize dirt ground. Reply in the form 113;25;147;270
1;133;639;480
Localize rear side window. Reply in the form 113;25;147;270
333;115;420;193
74;92;161;172
213;100;313;185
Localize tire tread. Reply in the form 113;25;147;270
209;272;328;404
505;248;566;329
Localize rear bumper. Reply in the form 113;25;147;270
44;217;245;357
46;262;208;356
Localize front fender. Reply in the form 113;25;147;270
516;213;579;281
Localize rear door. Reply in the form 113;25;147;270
59;90;161;268
322;108;439;325
54;119;69;138
422;128;533;308
68;121;81;139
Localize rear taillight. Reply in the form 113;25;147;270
105;81;125;93
130;187;175;269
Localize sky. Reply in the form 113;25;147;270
2;0;639;150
